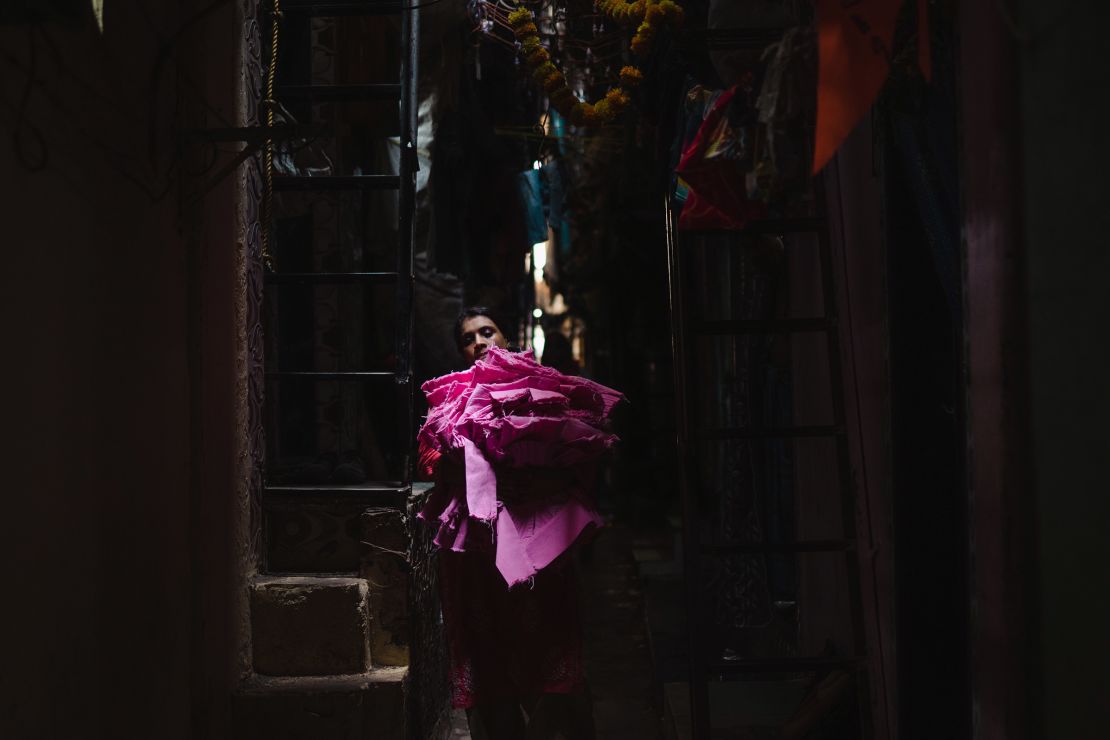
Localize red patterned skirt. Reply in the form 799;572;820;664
438;546;585;709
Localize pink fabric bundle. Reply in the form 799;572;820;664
418;347;623;586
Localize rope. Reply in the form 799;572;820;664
261;0;281;271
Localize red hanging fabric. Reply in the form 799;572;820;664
675;87;768;231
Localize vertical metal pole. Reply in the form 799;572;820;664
664;198;711;739
397;1;419;482
815;175;873;739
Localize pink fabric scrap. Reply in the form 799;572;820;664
418;347;623;586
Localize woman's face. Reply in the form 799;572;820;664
459;315;508;365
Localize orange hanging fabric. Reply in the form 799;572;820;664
813;0;902;173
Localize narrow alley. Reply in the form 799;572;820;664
4;2;1109;740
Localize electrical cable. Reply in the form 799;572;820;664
11;27;48;172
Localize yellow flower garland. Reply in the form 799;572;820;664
507;1;683;127
597;0;683;56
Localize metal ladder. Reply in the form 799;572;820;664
665;178;873;739
261;0;419;517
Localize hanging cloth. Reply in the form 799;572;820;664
675;86;768;231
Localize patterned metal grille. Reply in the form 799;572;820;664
243;0;266;570
407;488;450;739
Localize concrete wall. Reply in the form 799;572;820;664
1018;3;1110;736
0;3;245;737
963;2;1110;737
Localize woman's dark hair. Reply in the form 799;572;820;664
453;306;502;349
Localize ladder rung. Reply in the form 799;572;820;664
275;83;402;102
708;655;864;674
265;371;403;380
265;271;400;285
264;484;408;507
693;318;835;334
697;425;843;440
189;124;330;142
701;540;856;554
681;216;824;237
273;175;400;191
282;0;404;17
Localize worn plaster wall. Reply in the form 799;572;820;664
0;2;243;738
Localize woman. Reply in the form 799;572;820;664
455;306;512;365
419;307;605;740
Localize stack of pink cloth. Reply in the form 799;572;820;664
418;347;623;586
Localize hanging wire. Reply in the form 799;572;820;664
470;0;631;94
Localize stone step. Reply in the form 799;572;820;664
262;488;410;573
234;669;407;740
263;502;366;572
251;576;371;676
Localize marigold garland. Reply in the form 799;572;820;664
619;65;643;87
507;1;682;127
598;0;683;56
